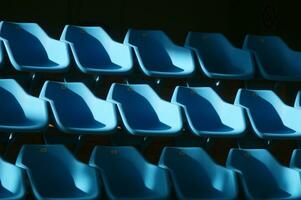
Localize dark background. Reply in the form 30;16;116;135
0;0;298;48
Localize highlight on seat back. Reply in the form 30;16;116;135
159;147;238;200
61;25;133;74
172;86;246;137
243;35;301;81
89;146;170;200
107;83;182;136
227;149;301;199
124;29;195;77
235;89;301;139
0;79;48;132
185;32;254;79
290;149;301;170
16;145;101;200
40;81;117;134
0;21;70;72
294;91;301;108
0;158;26;199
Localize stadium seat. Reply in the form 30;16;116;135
0;158;26;199
0;21;70;72
159;147;238;199
235;89;301;139
227;149;301;199
107;83;182;136
89;146;170;200
16;145;100;200
0;79;48;132
61;25;133;74
185;32;254;79
39;81;117;134
243;35;301;81
172;86;246;137
124;29;195;77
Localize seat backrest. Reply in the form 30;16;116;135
16;145;83;197
227;149;301;199
173;87;226;130
0;79;29;124
243;35;294;74
108;84;164;129
40;81;99;127
235;89;289;133
159;147;236;198
125;30;176;71
62;26;112;67
0;22;51;66
90;146;151;195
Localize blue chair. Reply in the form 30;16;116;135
124;29;195;77
185;32;254;79
107;83;182;136
227;148;301;199
172;86;246;137
61;25;133;74
0;158;26;199
89;146;170;200
16;145;101;200
40;81;117;134
0;79;48;132
159;147;238;200
243;35;301;81
0;21;70;72
235;89;301;139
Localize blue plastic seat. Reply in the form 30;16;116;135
227;149;301;199
185;32;254;79
235;89;301;139
159;147;238;200
124;29;195;77
16;145;100;200
0;79;48;132
0;158;26;199
243;35;301;81
0;21;70;72
107;83;182;136
39;81;117;134
172;86;246;137
89;146;170;200
61;25;133;74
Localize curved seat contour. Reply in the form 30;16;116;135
185;32;254;79
172;86;246;137
39;81;117;134
243;35;301;81
61;25;133;74
124;29;195;77
0;21;70;72
16;145;101;200
227;149;301;199
0;158;26;200
159;147;238;200
89;146;170;200
0;79;48;132
107;83;183;136
235;89;301;139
